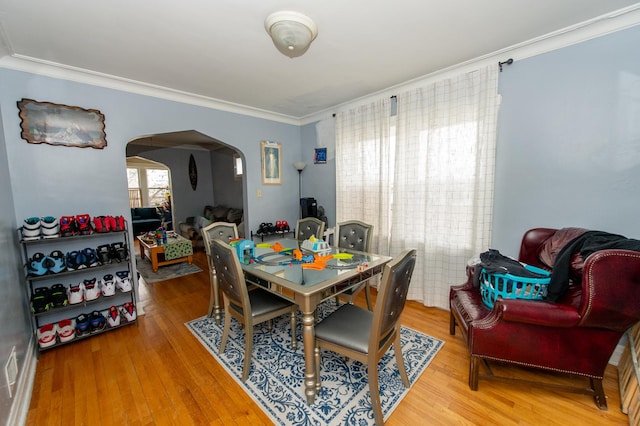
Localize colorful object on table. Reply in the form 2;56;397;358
333;253;354;259
234;239;255;264
293;249;302;261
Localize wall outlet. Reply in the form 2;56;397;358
5;346;17;398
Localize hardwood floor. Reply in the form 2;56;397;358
26;251;628;425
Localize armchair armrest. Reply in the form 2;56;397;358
495;298;581;328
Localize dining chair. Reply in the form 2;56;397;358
314;249;416;426
211;239;298;381
202;221;238;323
335;220;374;309
295;217;325;243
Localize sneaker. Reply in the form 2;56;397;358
89;311;106;333
28;253;50;276
120;302;137;322
59;216;77;237
37;323;57;348
23;217;42;240
67;282;84;304
92;216;111;233
281;220;290;232
48;250;67;274
66;250;87;270
31;287;52;313
83;278;100;301
106;305;121;327
56;319;75;343
49;283;68;308
82;247;100;268
113;215;126;232
41;216;60;239
75;314;90;337
275;220;284;232
96;244;112;264
110;242;128;263
101;274;116;296
115;270;132;292
76;214;92;235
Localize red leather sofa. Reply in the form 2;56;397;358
449;227;640;409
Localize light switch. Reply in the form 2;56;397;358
257;189;262;198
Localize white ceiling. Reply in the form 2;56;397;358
1;1;640;122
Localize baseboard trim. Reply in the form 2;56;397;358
7;337;36;426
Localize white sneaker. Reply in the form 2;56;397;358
23;217;41;240
120;302;137;322
67;282;84;304
101;274;116;296
56;319;75;343
115;271;132;292
106;305;121;327
41;216;60;239
37;323;57;348
83;278;100;301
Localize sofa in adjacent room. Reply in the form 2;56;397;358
178;205;244;249
130;207;162;235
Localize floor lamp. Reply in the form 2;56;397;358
293;161;306;218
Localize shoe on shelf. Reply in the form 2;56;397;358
49;283;68;308
22;217;42;240
106;305;121;327
110;242;128;263
48;250;67;274
281;220;290;232
67;282;84;305
75;314;90;337
89;311;106;333
101;274;116;296
56;319;75;343
41;216;60;239
28;252;50;276
37;323;57;348
82;247;100;268
76;214;92;235
113;215;125;232
31;287;52;314
96;244;112;264
59;216;77;237
65;250;87;271
92;216;111;233
120;302;137;322
115;270;132;292
83;278;100;301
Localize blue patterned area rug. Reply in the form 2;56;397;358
186;303;444;425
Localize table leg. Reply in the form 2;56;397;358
139;239;146;260
151;250;159;272
301;308;317;404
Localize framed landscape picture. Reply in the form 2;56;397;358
261;140;281;185
17;98;107;149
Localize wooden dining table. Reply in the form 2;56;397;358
238;239;391;404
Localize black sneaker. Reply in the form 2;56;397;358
31;287;52;313
49;284;68;308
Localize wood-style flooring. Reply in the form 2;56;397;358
26;251;628;425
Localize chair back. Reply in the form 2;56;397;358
371;249;416;349
210;239;250;319
295;217;326;242
202;222;238;257
336;220;373;252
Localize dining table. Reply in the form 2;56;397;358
238;238;392;404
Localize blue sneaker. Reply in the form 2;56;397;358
48;250;67;273
28;253;50;276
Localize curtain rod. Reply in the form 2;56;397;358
499;58;514;72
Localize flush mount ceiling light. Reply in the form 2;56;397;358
265;11;318;58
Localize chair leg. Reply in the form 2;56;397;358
242;324;254;382
364;282;372;311
290;310;297;350
449;310;456;335
219;306;231;354
368;353;384;426
469;356;479;390
393;331;410;387
591;378;608;410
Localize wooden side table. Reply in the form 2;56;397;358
137;235;193;272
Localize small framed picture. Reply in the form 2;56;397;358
261;140;281;185
314;147;327;164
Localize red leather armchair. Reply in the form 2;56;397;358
450;227;640;409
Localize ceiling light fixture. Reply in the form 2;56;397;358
265;11;318;58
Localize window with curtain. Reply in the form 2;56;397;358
126;160;172;208
336;65;499;309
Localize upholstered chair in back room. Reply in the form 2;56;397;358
201;222;238;324
335;220;374;309
295;217;325;243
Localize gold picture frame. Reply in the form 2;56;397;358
17;98;107;149
261;140;281;185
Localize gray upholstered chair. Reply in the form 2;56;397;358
211;239;297;381
335;220;374;309
202;222;238;323
295;217;326;243
314;249;416;426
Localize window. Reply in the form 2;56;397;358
126;157;172;208
234;153;243;179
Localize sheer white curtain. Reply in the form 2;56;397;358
335;98;393;255
335;65;499;309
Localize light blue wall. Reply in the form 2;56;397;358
493;24;640;255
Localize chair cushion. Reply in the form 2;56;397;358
248;289;293;317
315;304;372;354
